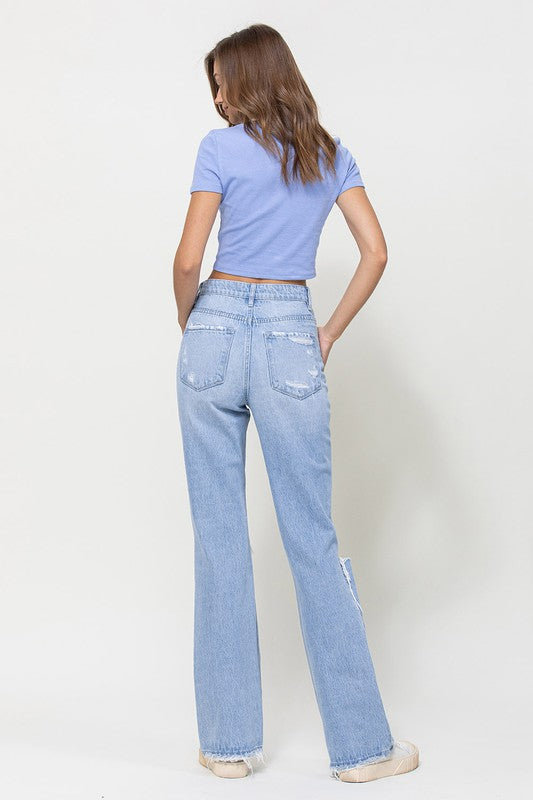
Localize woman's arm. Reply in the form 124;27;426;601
318;186;388;365
173;191;222;331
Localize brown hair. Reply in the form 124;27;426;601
203;23;339;187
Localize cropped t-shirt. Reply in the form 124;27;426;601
189;123;365;280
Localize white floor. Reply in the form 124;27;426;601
1;702;529;799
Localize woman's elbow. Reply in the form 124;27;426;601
173;247;201;275
363;246;388;270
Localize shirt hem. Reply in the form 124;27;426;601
211;264;315;280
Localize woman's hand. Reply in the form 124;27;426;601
317;326;336;367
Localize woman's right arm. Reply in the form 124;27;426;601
173;191;221;332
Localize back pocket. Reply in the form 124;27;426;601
263;330;323;400
179;322;235;391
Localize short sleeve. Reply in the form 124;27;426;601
189;130;223;194
334;136;365;196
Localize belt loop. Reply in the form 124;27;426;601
306;286;312;310
248;283;256;307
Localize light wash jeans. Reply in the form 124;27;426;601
176;278;395;778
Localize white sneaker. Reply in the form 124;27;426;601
335;740;419;782
198;748;252;778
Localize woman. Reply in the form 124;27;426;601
173;23;419;782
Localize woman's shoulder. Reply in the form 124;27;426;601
206;123;246;139
332;134;360;164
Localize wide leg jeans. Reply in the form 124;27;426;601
176;278;395;776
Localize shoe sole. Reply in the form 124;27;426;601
337;740;419;782
198;748;250;778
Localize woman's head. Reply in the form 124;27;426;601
203;23;339;186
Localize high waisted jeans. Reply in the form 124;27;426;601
176;278;395;778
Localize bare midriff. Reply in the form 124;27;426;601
208;268;306;286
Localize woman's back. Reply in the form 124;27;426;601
190;124;365;281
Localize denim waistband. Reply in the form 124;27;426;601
197;278;311;307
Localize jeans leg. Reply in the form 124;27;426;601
176;320;263;764
248;320;394;774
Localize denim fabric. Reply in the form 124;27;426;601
176;278;395;776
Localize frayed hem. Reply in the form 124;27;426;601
329;741;395;779
202;747;265;776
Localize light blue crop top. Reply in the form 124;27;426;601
189;123;365;280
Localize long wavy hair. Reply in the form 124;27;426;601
202;24;340;187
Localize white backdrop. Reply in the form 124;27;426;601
1;2;531;798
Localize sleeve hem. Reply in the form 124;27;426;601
336;182;365;200
213;131;224;193
190;186;223;194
